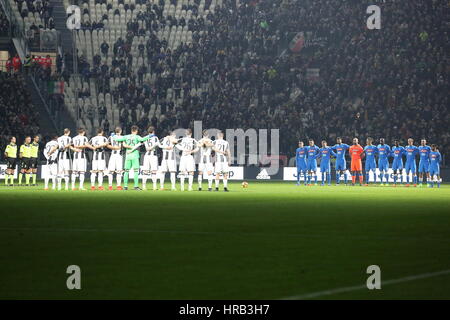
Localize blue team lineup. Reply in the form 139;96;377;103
295;137;442;187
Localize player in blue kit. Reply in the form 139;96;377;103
404;138;419;186
391;140;405;186
363;137;378;186
429;145;442;188
332;137;350;185
317;140;336;186
295;141;308;186
306;139;320;185
377;138;391;186
418;139;431;187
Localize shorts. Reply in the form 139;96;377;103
143;154;159;172
108;154;123;172
365;161;376;172
20;158;31;170
214;161;229;175
198;161;214;173
320;163;331;173
418;161;429;173
6;157;17;170
46;162;58;177
404;161;416;173
92;159;106;171
307;160;317;171
392;160;403;171
29;157;38;169
351;160;362;171
124;158;140;171
58;159;71;174
160;159;176;172
429;167;440;176
179;155;195;173
378;160;389;172
335;160;346;171
72;158;87;172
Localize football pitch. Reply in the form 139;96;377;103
0;182;449;300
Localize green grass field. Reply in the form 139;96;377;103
0;182;449;300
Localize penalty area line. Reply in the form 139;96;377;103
280;268;450;300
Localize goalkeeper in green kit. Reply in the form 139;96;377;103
113;125;150;190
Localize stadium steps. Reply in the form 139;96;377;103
25;76;58;134
50;0;73;54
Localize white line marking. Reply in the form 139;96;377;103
281;269;450;300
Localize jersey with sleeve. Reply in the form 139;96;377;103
391;146;405;162
5;144;17;158
295;147;307;165
404;145;419;163
332;143;349;161
20;144;32;158
364;145;378;164
306;145;320;161
72;135;89;160
30;142;39;158
377;144;391;161
44;141;59;161
90;135;109;161
317;147;335;164
108;135;123;155
57;135;72;160
349;144;364;161
198;138;213;163
144;135;160;156
159;136;176;161
114;134;150;160
429;151;441;168
213;139;230;163
176;137;198;156
418;145;431;163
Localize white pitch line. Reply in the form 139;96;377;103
281;269;450;300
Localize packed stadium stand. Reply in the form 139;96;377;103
1;0;449;160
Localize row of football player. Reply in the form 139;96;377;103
295;137;442;187
41;126;232;191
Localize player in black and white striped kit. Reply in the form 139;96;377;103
71;128;93;190
197;130;214;191
142;126;160;190
43;135;59;190
159;131;178;190
57;128;72;190
176;128;198;191
106;127;124;190
89;128;109;190
213;131;231;192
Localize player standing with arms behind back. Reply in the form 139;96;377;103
43;136;59;190
404;138;419;187
349;138;364;186
159;131;178;191
391;140;405;186
57;128;72;190
142;126;160;191
332;137;350;185
418;139;431;187
89;128;109;190
295;141;308;186
107;127;124;190
197;130;214;191
317;140;336;186
429;145;442;188
213;131;231;192
71;128;92;190
18;136;32;186
176;129;199;191
363;137;378;186
4;136;17;186
306;139;320;185
377;138;391;186
29;135;40;186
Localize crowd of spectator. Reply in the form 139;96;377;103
0;71;40;154
0;6;10;36
75;0;448;161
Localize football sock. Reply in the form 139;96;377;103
208;175;213;188
314;174;317;183
365;172;369;183
327;173;331;184
108;173;113;186
215;178;220;188
72;173;77;189
406;175;410;183
152;173;157;189
142;175;148;188
64;176;69;188
32;173;36;184
198;175;203;188
352;175;356;184
19;173;23;184
91;173;96;187
188;175;193;189
80;173;85;189
170;172;176;188
223;179;228;188
160;173;165;188
336;172;340;184
180;176;185;190
4;175;8;185
123;171;129;187
133;170;139;188
98;172;104;187
344;173;348;184
117;174;122;187
359;174;363;184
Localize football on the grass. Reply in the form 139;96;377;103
242;181;249;188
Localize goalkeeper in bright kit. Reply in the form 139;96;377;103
113;125;151;190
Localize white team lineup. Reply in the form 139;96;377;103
43;126;232;192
